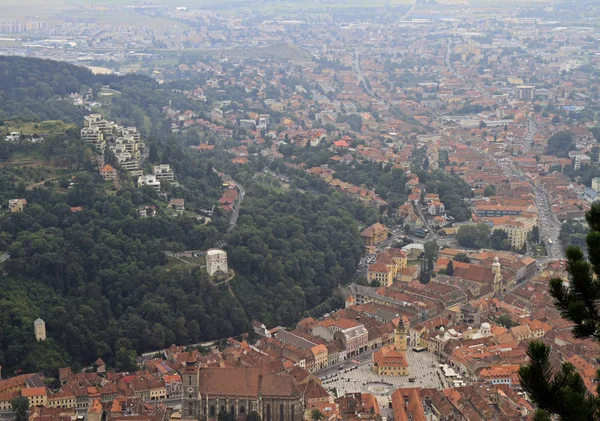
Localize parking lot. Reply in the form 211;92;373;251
318;350;453;409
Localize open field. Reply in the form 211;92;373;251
0;120;76;137
254;173;290;194
218;43;313;61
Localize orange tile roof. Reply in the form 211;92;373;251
21;387;47;397
100;164;115;173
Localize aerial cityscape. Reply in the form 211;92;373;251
0;0;600;420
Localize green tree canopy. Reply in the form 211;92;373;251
546;131;576;158
446;260;454;276
490;229;511;250
246;411;262;421
11;397;29;421
311;409;325;421
456;224;491;248
483;185;496;197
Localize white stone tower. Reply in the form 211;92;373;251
206;249;228;276
34;318;46;342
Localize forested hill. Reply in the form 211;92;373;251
0;56;177;135
0;56;367;377
0;56;95;123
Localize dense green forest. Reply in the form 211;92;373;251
0;56;198;136
0;56;367;377
227;190;363;327
0;56;94;123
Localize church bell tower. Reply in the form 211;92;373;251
182;351;200;420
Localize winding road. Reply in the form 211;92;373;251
212;168;245;247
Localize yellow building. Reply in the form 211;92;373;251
21;387;47;408
489;215;536;250
367;248;408;286
48;392;77;409
367;262;394;287
149;383;167;401
0;392;18;411
497;219;529;250
311;344;328;371
360;223;388;246
385;248;408;276
372;318;409;376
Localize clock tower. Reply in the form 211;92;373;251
182;351;200;419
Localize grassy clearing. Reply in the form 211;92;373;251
0;165;69;188
219;43;313;62
0;120;76;137
254;173;290;194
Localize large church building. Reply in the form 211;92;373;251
182;355;304;421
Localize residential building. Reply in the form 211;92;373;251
367;248;408;286
310;345;328;371
164;374;183;400
137;174;161;191
8;198;27;213
112;135;142;159
479;365;520;386
391;388;426;421
22;387;48;408
360;223;388;246
496;218;532;250
239;119;256;130
311;319;368;358
169;198;185;214
84;114;115;134
0;393;17;411
116;153;141;171
427;201;445;216
99;164;117;180
5;132;20;142
81;126;105;153
153;164;175;181
252;320;271;338
367;262;394;287
47;391;77;409
515;85;535;101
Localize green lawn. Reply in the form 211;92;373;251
1;120;76;137
254;173;290;194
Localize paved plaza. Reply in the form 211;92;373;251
318;350;454;412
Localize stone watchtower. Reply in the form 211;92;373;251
206;249;228;277
34;318;46;342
